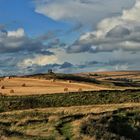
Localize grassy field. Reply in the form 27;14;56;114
0;103;140;140
0;71;140;140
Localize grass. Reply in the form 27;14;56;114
80;108;140;140
60;123;73;139
0;104;140;140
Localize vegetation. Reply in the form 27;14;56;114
0;89;140;113
0;71;140;139
55;73;100;84
81;108;140;140
106;78;133;82
0;104;140;140
23;73;100;84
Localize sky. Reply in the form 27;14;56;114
0;0;140;76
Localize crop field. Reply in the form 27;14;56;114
0;77;110;96
0;71;140;140
78;71;140;84
1;71;140;96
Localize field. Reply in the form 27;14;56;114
0;71;140;140
0;77;109;96
0;103;140;140
1;71;140;96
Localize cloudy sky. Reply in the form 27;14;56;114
0;0;140;76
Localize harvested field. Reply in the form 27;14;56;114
78;71;140;81
0;77;111;96
1;71;140;96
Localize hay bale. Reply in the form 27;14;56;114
52;79;56;82
22;83;26;87
10;89;14;93
0;93;5;96
1;86;5;89
0;79;3;81
4;77;10;80
64;87;68;92
78;88;82;92
68;80;72;83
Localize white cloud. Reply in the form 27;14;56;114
95;0;140;37
122;0;140;21
18;55;58;67
0;28;53;55
34;0;135;25
7;28;25;38
114;64;129;71
67;0;140;53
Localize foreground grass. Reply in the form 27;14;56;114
80;108;140;140
0;104;140;140
0;88;140;139
0;89;140;112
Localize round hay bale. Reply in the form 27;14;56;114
22;83;26;87
78;88;82;92
4;77;10;80
0;93;5;97
1;86;5;89
68;80;72;83
52;79;56;82
10;89;14;93
64;87;68;92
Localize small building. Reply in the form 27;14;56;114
48;69;54;74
